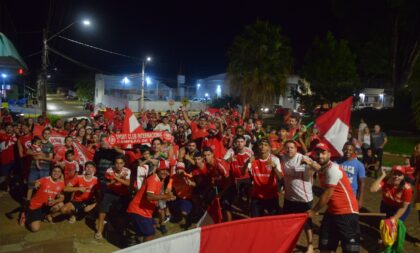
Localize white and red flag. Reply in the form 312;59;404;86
116;213;307;253
196;196;222;227
315;96;353;157
123;107;144;134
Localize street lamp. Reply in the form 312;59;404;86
140;56;152;111
39;19;91;116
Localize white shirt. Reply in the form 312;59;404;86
136;164;149;190
281;153;314;203
154;123;172;133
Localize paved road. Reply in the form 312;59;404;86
46;94;90;119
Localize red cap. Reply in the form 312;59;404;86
391;165;405;174
314;142;330;152
157;159;170;171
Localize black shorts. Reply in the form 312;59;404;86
283;199;313;228
26;206;50;223
99;191;129;213
319;213;360;253
70;199;96;214
221;187;236;210
250;198;280;217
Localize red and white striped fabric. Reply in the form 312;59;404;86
123;107;144;134
117;214;307;253
315;96;353;157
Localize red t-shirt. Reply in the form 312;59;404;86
206;159;230;190
29;177;65;210
230;151;253;180
105;167;131;196
55;145;80;163
18;134;33;157
68;175;99;202
380;179;413;207
403;166;415;180
0;133;17;165
202;134;226;159
63;160;79;184
319;162;359;215
190;121;208;140
125;150;142;169
127;174;164;218
249;155;282;199
170;174;194;199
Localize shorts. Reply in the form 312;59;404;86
0;163;14;177
28;168;50;186
283;199;313;229
319;213;360;253
99;191;128;213
26;206;50;223
70;199;96;214
172;199;193;215
250;198;280;217
130;213;155;237
380;201;411;222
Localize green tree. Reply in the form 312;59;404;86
227;20;292;106
75;78;95;101
303;32;359;104
210;95;241;109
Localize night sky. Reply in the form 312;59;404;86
1;0;338;86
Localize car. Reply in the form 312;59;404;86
273;105;289;116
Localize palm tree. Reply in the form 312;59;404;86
227;20;293;107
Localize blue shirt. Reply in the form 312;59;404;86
340;158;366;196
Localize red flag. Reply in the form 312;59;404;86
104;107;115;121
117;213;307;253
206;108;221;115
315;96;353;157
197;196;222;227
123;108;144;134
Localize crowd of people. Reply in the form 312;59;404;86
0;105;420;252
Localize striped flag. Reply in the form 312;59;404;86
123;107;144;134
116;214;307;253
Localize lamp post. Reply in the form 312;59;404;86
39;19;91;116
140;56;151;111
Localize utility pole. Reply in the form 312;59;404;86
140;60;145;111
41;28;48;116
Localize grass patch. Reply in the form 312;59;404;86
382;154;406;167
383;136;419;155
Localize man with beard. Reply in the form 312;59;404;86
307;143;360;253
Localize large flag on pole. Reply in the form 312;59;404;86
116;213;307;253
123;107;144;134
196;196;222;227
315;96;353;157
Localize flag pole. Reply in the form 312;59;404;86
292;121;314;140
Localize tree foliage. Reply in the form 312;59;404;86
75;78;95;101
303;32;359;104
227;20;292;106
210;95;241;109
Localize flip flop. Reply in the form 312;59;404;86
94;232;103;240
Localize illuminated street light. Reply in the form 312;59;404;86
82;19;91;26
1;73;7;78
146;76;152;85
140;56;152;110
122;76;130;85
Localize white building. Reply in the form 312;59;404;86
356;88;394;109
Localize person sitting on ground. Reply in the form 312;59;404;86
26;166;65;232
363;148;380;177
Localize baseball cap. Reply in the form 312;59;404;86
391;165;405;174
314;142;330;152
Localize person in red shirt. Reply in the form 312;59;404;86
26;165;65;232
95;156;130;240
169;162;196;229
307;142;360;253
201;121;226;159
127;163;174;242
248;138;282;217
182;106;208;147
55;136;79;163
17;124;33;182
0;123;17;192
58;161;99;223
203;147;233;221
62;150;80;185
370;165;412;222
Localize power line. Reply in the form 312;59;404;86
58;36;141;61
48;47;110;74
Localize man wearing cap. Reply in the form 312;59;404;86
201;119;226;159
169;162;196;229
248;138;283;217
307;142;360;253
127;162;175;242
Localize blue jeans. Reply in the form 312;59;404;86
28;167;49;185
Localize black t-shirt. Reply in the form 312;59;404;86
93;148;120;183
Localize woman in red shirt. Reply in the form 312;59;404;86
370;165;412;221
